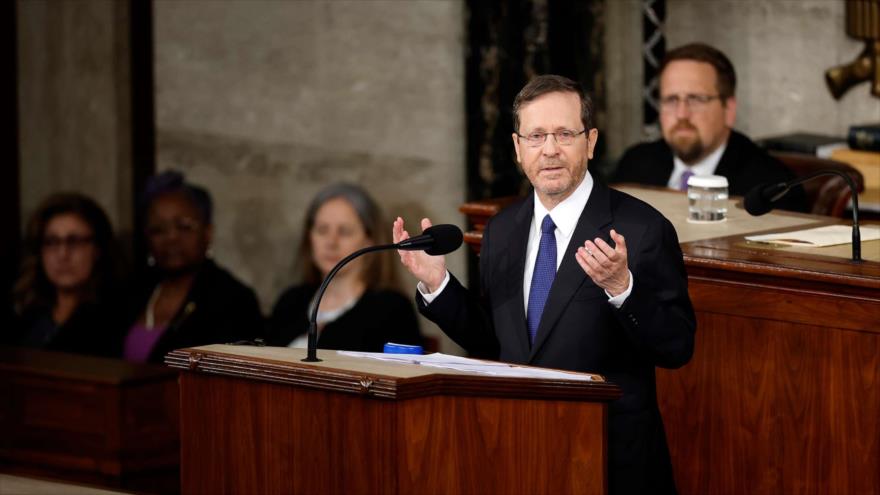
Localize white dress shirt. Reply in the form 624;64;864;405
667;140;728;189
420;173;633;309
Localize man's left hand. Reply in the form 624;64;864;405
575;229;629;297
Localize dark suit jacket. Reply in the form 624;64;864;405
266;285;422;352
123;260;264;363
613;130;809;213
419;179;696;494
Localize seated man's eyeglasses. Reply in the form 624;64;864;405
659;94;722;112
517;129;586;147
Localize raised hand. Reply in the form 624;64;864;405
575;229;630;297
393;217;448;292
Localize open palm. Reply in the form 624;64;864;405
393;217;447;292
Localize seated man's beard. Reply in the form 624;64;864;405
669;123;704;164
671;137;704;164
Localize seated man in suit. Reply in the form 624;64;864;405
393;75;695;494
613;42;808;213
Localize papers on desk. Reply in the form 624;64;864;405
337;351;596;381
745;225;880;247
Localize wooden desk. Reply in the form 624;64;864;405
662;228;879;494
0;347;180;494
460;187;880;494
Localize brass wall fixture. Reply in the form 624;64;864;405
825;0;880;99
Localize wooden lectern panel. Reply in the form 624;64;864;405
0;347;180;493
169;346;619;494
397;395;605;494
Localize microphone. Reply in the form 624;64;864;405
395;224;464;255
743;170;862;262
744;182;789;216
302;224;463;362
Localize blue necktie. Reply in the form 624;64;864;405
527;214;557;345
679;170;695;191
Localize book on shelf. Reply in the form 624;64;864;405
758;132;847;158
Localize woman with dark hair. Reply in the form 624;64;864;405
7;193;123;356
121;170;263;363
266;183;422;351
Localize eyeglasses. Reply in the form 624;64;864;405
516;129;586;147
146;217;202;237
42;234;94;251
659;94;722;112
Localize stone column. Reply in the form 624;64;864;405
17;0;133;236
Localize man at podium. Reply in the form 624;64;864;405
393;75;696;494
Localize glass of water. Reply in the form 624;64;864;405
687;175;728;222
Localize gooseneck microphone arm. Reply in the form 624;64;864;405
302;224;463;362
303;243;394;362
745;169;861;262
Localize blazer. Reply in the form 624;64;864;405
613;130;809;213
124;260;264;363
266;285;422;352
419;178;696;494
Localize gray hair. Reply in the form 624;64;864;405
297;182;396;288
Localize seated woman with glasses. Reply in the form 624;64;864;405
266;183;422;352
6;193;125;356
120;170;263;363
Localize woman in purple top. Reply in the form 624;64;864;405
122;171;263;363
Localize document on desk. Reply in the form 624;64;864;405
745;224;880;247
337;351;595;381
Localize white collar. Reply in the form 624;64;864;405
532;172;593;238
673;139;728;178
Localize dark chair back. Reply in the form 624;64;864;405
769;151;865;217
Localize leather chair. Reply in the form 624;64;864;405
769;151;865;217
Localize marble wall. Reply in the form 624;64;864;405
603;0;644;162
153;1;466;351
603;0;880;160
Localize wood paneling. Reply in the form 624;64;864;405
688;276;879;333
658;311;880;494
655;234;880;495
0;348;180;494
175;350;614;494
397;396;605;494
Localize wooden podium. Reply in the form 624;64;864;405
166;345;621;495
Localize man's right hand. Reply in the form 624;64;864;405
393;217;447;293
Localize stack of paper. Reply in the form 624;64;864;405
337;351;595;381
745;225;880;247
